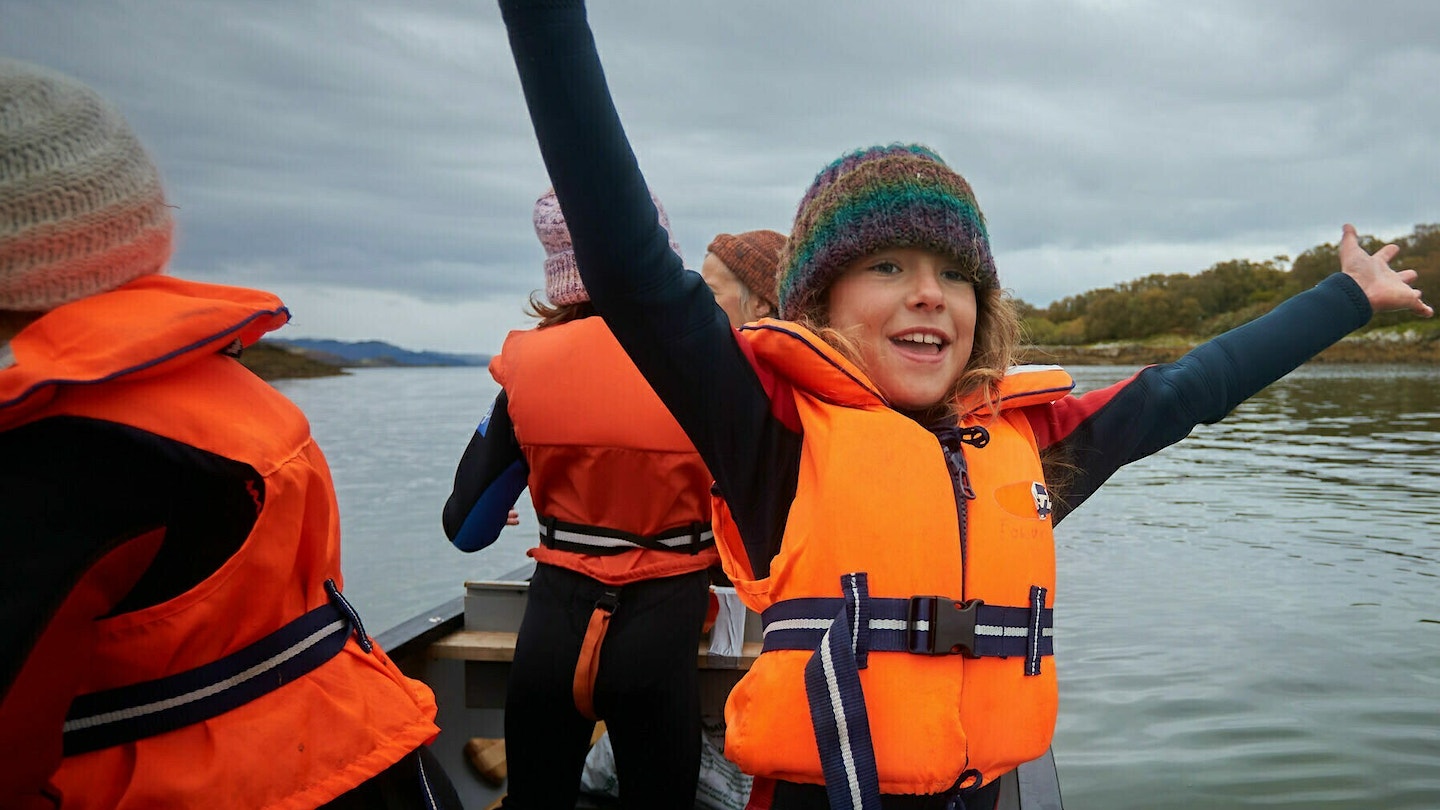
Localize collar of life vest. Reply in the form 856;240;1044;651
738;319;1075;417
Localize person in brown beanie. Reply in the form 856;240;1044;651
701;229;787;327
0;58;461;810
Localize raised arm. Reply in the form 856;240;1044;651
498;1;797;567
1040;266;1389;523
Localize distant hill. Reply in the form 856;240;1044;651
266;338;490;368
240;341;346;381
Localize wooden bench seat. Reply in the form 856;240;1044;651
428;629;763;670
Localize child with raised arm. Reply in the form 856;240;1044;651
494;3;1432;808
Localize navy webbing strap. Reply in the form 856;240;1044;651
538;515;714;555
62;578;369;756
803;573;882;810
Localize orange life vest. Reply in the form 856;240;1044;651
494;317;717;586
1;276;440;810
714;321;1072;797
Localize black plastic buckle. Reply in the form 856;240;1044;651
595;589;620;614
684;522;707;555
907;596;981;656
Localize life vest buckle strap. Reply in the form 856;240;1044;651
538;515;715;556
762;594;1053;661
61;592;357;756
907;596;981;657
572;588;621;720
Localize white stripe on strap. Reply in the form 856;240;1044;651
63;619;347;733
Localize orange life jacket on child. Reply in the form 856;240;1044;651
713;321;1073;798
1;275;440;810
494;316;717;586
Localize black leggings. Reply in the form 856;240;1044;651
500;563;710;809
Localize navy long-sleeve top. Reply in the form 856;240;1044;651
492;0;1373;580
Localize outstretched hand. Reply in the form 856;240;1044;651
1340;224;1433;318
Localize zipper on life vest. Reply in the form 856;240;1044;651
935;425;989;601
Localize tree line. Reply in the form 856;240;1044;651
1018;224;1440;345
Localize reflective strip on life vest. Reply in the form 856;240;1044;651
539;515;715;556
62;579;368;755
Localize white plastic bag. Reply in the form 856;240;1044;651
579;730;620;798
579;720;752;809
695;716;753;810
707;586;746;658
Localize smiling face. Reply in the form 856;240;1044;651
825;246;977;411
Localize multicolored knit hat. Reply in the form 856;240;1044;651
777;144;996;321
534;187;684;306
0;58;174;311
706;229;787;311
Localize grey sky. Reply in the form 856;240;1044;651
5;1;1436;354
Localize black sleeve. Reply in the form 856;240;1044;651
1042;272;1373;524
1;416;258;697
442;390;531;552
498;0;801;576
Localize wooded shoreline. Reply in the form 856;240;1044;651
1023;334;1440;367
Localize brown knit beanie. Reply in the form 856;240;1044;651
0;58;174;311
705;229;787;312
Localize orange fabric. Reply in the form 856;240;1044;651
571;602;615;720
0;528;164;810
1;277;439;810
493;317;716;585
0;274;288;427
715;322;1070;794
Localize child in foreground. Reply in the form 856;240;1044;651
0;57;458;810
493;3;1431;808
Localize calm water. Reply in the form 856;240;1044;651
274;364;1440;810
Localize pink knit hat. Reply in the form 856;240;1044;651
533;187;684;305
0;58;174;311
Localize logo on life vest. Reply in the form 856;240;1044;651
1032;482;1052;519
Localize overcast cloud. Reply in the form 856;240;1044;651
4;1;1436;354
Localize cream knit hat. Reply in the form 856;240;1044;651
0;58;174;311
